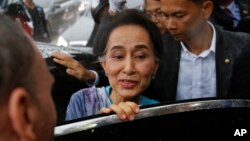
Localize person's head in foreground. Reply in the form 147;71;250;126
94;9;163;105
0;14;56;141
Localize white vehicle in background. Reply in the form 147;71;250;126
57;0;144;47
57;15;94;47
34;0;80;40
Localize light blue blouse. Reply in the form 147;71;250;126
65;86;159;121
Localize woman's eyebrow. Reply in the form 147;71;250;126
109;44;149;51
134;44;150;50
110;45;124;51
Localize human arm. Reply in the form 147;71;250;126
99;101;140;121
51;51;96;82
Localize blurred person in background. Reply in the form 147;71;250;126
144;0;167;35
87;0;110;47
87;0;127;47
5;1;33;36
23;0;51;42
210;0;250;33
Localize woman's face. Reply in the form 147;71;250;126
101;25;159;101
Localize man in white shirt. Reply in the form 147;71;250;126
152;0;250;101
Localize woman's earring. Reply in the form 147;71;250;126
152;73;156;79
105;72;108;77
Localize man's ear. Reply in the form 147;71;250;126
202;0;213;19
8;88;37;141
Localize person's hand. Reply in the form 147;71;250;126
99;101;140;121
51;51;96;81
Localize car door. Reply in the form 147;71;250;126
54;99;250;140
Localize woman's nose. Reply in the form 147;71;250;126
123;57;135;75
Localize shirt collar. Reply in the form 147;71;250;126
180;21;216;57
220;0;237;13
208;21;216;53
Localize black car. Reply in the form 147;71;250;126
54;99;250;140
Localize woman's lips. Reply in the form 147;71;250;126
119;79;138;89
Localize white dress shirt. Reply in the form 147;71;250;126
176;22;217;100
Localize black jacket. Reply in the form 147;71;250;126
145;26;250;102
27;5;51;42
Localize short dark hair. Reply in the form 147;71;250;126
0;15;36;104
93;9;163;60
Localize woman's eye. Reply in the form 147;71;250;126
112;54;124;60
137;55;145;59
135;54;146;60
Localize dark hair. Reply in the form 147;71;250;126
0;15;36;103
5;2;30;21
93;9;163;60
91;0;109;23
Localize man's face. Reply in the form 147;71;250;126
32;47;56;141
160;0;208;41
145;0;167;34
